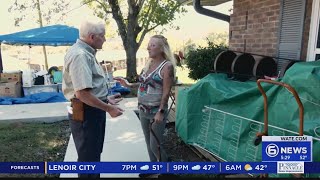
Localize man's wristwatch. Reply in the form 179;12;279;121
158;108;165;113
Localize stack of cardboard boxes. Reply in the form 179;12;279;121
0;72;22;98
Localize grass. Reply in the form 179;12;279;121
0;120;71;177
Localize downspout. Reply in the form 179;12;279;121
193;0;230;23
0;43;3;73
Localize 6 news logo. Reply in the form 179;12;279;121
262;136;312;162
265;143;308;159
262;136;312;174
265;144;279;157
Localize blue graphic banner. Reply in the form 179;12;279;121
169;162;220;174
304;162;320;173
47;162;167;174
0;162;44;173
262;136;312;162
1;162;320;174
220;162;277;174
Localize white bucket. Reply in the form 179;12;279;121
22;70;35;87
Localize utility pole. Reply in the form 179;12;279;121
36;0;49;71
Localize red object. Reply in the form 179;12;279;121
178;51;184;59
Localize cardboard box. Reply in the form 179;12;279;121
0;82;22;98
0;72;22;83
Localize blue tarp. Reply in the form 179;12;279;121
0;24;79;46
109;82;131;95
0;92;67;105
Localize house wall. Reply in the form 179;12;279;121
301;0;313;60
229;0;281;57
229;0;312;60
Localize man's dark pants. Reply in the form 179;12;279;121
69;103;106;178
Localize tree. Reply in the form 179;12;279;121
205;31;229;46
185;41;227;80
183;39;196;58
9;0;70;27
83;0;186;81
9;0;70;70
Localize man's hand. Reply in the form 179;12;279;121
107;93;123;105
107;105;124;118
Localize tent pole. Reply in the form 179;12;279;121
0;43;3;73
36;0;48;71
42;46;48;71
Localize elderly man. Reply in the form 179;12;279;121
62;20;123;178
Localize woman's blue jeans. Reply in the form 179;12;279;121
139;109;168;162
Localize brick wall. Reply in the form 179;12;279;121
300;0;313;60
229;0;281;57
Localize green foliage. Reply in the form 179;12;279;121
8;0;70;26
81;0;187;78
138;0;187;33
183;39;196;59
205;32;229;46
82;0;112;22
84;0;186;39
185;42;227;80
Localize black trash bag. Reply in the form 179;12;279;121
34;76;44;85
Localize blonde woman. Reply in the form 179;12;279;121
115;35;176;166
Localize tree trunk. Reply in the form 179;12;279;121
108;0;142;81
125;41;138;81
125;3;139;82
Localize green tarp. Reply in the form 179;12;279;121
176;61;320;177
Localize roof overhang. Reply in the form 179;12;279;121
177;0;232;6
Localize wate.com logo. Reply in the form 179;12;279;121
266;144;279;157
277;162;304;174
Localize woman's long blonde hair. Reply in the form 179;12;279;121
143;35;176;80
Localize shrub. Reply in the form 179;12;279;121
185;42;227;80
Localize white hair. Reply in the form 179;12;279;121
79;20;105;39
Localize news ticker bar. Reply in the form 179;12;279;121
1;162;320;174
